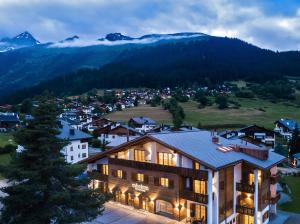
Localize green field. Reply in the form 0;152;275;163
279;176;300;213
180;97;300;129
0;133;15;147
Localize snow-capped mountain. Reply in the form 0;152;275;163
0;31;40;52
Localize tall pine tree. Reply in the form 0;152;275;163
289;124;300;158
0;97;107;224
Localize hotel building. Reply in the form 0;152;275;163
83;131;285;224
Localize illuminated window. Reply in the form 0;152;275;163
117;170;123;178
194;162;200;170
102;164;109;175
118;151;127;159
195;204;206;221
194;180;206;194
249;173;254;185
134;150;145;162
158;152;174;166
160;177;169;187
137;173;144;182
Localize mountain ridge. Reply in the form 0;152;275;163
1;31;300;102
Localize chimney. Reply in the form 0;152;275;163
70;128;75;135
212;136;219;144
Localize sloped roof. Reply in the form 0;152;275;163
57;120;92;141
130;117;156;125
150;131;285;170
0;114;19;122
276;119;300;131
83;130;285;170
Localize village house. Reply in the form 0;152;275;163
220;125;276;147
0;112;20;132
98;124;143;149
128;116;157;133
57;120;92;164
274;118;300;139
83;130;285;224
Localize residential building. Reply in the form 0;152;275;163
57;120;92;164
220;125;276;147
83;130;285;224
98;124;143;148
274;119;300;140
128;116;156;132
0;112;20;132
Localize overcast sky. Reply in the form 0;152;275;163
0;0;300;51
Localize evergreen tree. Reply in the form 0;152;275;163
289;124;300;158
20;98;33;114
0;97;107;224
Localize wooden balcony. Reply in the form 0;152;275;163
270;174;280;185
236;182;255;194
108;158;208;180
270;193;281;204
88;170;108;181
180;189;208;204
236;205;255;216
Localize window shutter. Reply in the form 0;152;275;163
190;203;196;218
154;177;159;186
122;171;127;180
169;180;174;189
111;169;117;177
132;173;136;181
97;164;103;172
144;175;149;184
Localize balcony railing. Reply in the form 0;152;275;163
270;175;280;185
108;158;208;180
236;182;255;194
270;193;281;204
180;189;208;204
236;205;255;216
88;170;108;181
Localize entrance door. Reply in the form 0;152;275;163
115;190;122;203
156;200;173;217
141;197;149;211
127;193;135;207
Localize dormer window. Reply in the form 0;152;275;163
134;149;145;162
158;152;174;166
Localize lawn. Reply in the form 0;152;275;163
105;104;172;124
0;133;15;147
180;97;300;130
279;176;300;213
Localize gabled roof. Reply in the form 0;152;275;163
111;124;142;135
237;124;275;134
275;119;300;131
57;120;92;141
0;113;20;122
129;116;156;125
82;130;285;170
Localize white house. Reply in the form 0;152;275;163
57;120;92;164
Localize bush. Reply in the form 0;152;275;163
235;91;254;98
215;96;228;109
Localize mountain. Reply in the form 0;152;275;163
103;33;134;41
60;35;79;43
0;31;40;52
1;31;300;103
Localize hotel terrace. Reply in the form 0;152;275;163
82;130;285;224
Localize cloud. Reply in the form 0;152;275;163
0;0;299;51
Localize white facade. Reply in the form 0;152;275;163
61;139;88;164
